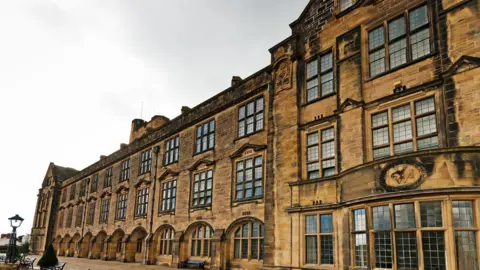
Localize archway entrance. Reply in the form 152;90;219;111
91;231;107;259
126;226;147;263
69;233;80;257
150;225;175;265
78;232;93;258
107;229;125;261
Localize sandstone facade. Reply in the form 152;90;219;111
31;0;480;269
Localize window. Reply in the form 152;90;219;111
67;208;73;228
136;238;143;253
354;201;446;269
368;5;431;77
233;222;264;260
305;214;334;265
307;127;336;179
136;188;149;217
192;170;213;207
235;156;263;200
140;149;152;174
339;0;353;11
91;174;98;193
61;190;67;203
100;198;110;223
58;211;64;229
372;97;438;159
164;136;179;165
196;120;215;153
87;202;95;225
160;180;177;212
116;193;128;220
453;201;478;270
191;224;213;257
69;185;76;201
306;52;334;102
238;97;264;137
159;227;175;255
75;205;83;227
104;167;113;188
120;159;130;181
79;180;87;197
352;209;367;267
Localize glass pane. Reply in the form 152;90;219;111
320;214;333;233
393;105;411;121
420;202;443;227
321;128;334;142
452;201;474;228
340;0;353;11
422;231;446;270
410;5;428;31
396;232;418;269
369;27;385;50
241;239;248;258
306;215;317;234
389;17;406;41
394;141;414;154
394;204;415;229
455;231;478;270
374;147;390;159
305;236;317;264
251;239;259;259
320;53;332;71
416;114;437;136
373;205;391;230
372;112;388;128
321;235;334;264
389;38;407;68
256;98;264;112
307;60;318;79
322;141;335;158
373;127;389;146
411;28;431;59
393;121;412;142
307;133;319;146
374;232;393;268
320;72;334;96
354;209;366;231
418;136;438;150
252;223;259;237
355;233;368;267
415;98;435;115
369;49;386;76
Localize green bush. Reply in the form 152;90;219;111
37;244;58;267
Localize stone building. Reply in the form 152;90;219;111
30;0;480;269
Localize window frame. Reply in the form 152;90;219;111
452;200;479;270
158;226;175;256
75;205;84;228
191;169;213;208
234;155;264;202
237;96;265;138
371;96;439;160
233;221;264;261
135;187;149;217
195;119;216;154
120;159;130;182
90;174;99;193
306;126;337;180
116;193;128;220
164;136;179;165
160;179;177;213
305;50;335;104
104;167;113;188
69;184;76;201
303;212;335;266
140;149;153;175
367;3;433;78
190;224;214;258
87;201;95;225
99;197;110;224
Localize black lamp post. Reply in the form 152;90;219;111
6;214;24;263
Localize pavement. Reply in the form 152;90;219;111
30;256;175;270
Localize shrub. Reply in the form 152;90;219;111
37;244;58;267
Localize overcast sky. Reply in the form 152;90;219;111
0;0;308;236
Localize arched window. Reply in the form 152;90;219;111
233;222;264;260
191;224;213;257
159;227;175;255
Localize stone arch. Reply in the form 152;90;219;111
226;217;265;264
125;226;148;263
68;233;81;257
182;221;214;260
53;235;62;255
90;231;108;259
107;228;125;261
150;224;175;265
78;232;93;258
59;234;71;256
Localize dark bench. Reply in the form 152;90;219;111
0;255;5;263
42;262;67;270
20;257;36;269
179;259;205;269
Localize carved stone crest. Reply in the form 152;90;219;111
379;160;427;191
275;60;292;91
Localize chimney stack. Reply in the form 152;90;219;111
181;106;191;115
231;76;242;86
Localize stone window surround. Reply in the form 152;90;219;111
366;2;434;80
231;221;265;262
305;49;335;104
236;94;265;139
120;158;130;182
190;167;214;210
300;210;336;267
194;118;216;155
232;152;265;204
135;184;150;218
301;121;337;181
164;135;180;166
159;178;177;213
365;92;440;161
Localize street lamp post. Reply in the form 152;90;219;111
6;214;24;263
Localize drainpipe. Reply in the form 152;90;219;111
145;145;160;264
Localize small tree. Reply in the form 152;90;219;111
37;244;58;268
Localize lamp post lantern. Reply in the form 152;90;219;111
6;214;24;263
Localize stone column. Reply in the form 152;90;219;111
102;236;111;261
210;229;225;270
120;234;130;262
144;233;154;265
171;231;184;267
88;236;96;259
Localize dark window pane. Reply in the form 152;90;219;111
369;27;385;50
374;232;393;268
320;214;333;233
320;235;334;264
395;232;418;269
306;215;317;234
355;233;368;267
305;236;317;264
422;231;446;270
420;202;443;227
410;5;428;31
388;17;406;41
452;201;474;228
373;205;391;230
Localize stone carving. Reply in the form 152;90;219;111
275;60;292;91
379;160;427;191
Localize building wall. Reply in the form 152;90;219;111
31;0;480;269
